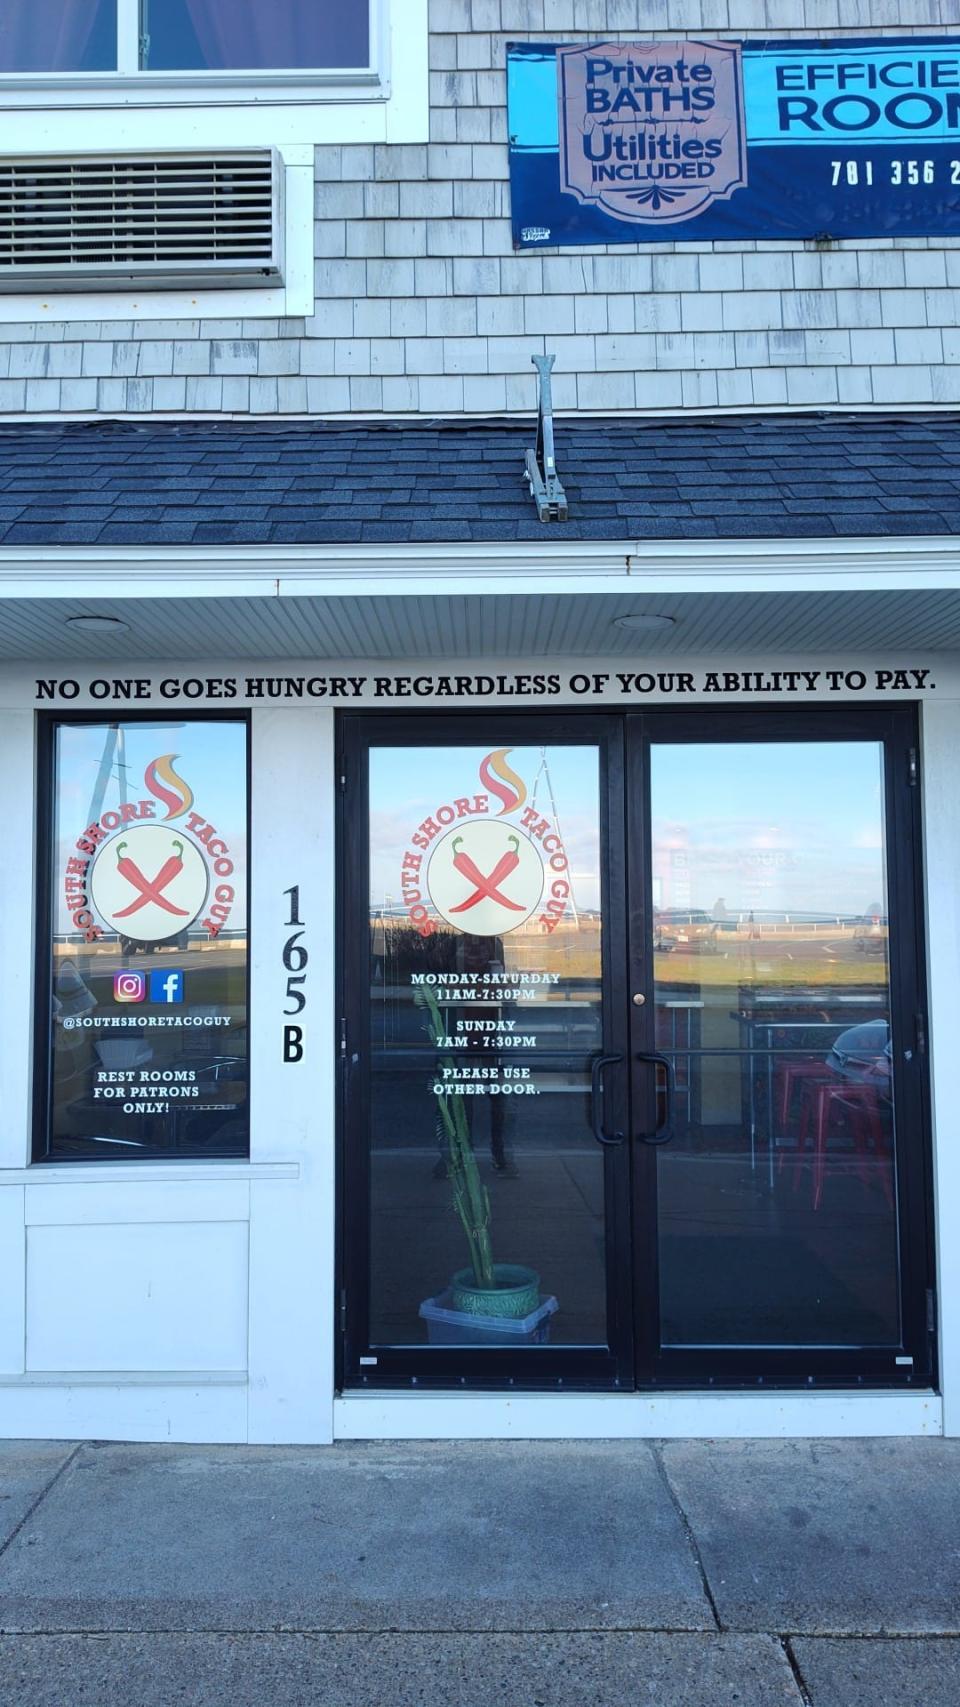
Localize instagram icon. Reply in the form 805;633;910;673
113;971;146;1003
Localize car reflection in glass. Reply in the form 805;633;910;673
852;908;888;954
827;1019;892;1088
653;909;720;953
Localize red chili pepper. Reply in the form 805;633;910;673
449;834;525;913
112;839;190;918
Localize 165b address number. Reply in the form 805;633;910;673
282;884;307;1063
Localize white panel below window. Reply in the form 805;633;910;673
25;1220;249;1372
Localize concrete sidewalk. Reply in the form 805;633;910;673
0;1437;957;1705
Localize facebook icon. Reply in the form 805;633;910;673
149;970;184;1005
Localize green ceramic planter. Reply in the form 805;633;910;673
450;1263;540;1319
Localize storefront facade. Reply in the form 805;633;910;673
1;516;959;1442
1;1;960;1441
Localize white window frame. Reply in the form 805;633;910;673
0;0;387;109
0;0;427;150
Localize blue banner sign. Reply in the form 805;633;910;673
508;37;960;246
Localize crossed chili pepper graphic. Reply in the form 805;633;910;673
111;839;190;919
448;833;525;914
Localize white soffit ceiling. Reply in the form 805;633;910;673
2;587;960;661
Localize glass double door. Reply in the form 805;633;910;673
339;709;932;1391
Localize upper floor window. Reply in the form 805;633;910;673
0;0;371;76
0;2;117;72
145;2;368;73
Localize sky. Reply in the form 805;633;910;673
651;740;887;917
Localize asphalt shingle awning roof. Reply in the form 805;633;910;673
0;412;958;546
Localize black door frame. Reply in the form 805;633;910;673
337;704;936;1394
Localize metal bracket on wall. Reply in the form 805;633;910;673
524;353;569;522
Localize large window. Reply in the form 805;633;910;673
0;0;370;75
36;716;249;1162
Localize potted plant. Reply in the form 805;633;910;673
414;988;557;1343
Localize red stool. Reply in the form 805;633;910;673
776;1063;837;1176
796;1080;893;1210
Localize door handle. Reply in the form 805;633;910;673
635;1051;674;1145
590;1052;625;1147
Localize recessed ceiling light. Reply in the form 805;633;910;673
66;615;129;633
613;613;677;632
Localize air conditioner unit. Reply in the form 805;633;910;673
0;148;284;292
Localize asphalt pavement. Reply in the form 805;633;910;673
0;1436;957;1704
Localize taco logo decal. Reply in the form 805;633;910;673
400;748;572;938
65;753;238;945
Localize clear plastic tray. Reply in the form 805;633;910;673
419;1291;559;1346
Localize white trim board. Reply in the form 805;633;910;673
0;1389;941;1445
0;1381;248;1442
3;1163;300;1185
1;537;960;603
0;1369;247;1386
335;1391;943;1441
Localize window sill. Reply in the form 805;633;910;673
0;70;383;110
8;1162;299;1182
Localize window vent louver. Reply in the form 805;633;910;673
0;149;284;292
